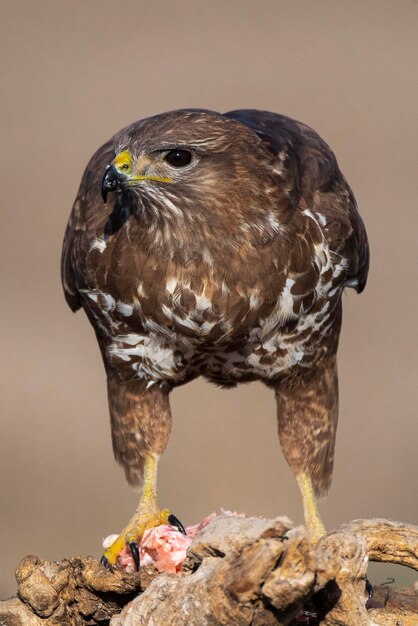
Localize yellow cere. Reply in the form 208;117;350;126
113;150;174;184
113;150;134;173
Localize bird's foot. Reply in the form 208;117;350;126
101;510;186;569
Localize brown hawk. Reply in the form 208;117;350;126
61;109;369;566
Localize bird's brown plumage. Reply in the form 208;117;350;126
62;109;369;496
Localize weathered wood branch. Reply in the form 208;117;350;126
1;516;417;625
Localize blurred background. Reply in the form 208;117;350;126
1;0;417;599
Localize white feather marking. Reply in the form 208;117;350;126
161;304;201;332
279;278;296;321
202;247;213;264
345;278;359;289
302;208;315;220
314;243;328;269
85;291;98;303
293;350;304;362
201;320;216;334
101;293;116;312
195;293;212;312
116;302;134;316
333;258;349;278
90;237;107;253
109;333;179;378
166;278;178;295
266;213;281;234
117;334;141;345
159;194;182;217
327;286;340;298
249;292;262;310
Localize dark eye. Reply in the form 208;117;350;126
164;149;192;167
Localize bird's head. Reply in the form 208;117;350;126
100;110;281;240
101;148;187;203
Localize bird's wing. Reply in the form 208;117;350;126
61;139;116;311
224;109;369;294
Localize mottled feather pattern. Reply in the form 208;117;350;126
62;109;368;492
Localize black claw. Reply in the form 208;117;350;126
129;541;140;570
365;578;373;598
168;513;187;535
100;555;110;568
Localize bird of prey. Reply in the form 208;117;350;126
61;109;369;566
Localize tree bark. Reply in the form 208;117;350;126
1;516;417;625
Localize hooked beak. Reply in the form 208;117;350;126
101;149;174;203
101;164;126;203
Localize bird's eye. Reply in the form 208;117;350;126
164;149;192;168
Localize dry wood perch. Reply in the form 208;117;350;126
1;516;417;626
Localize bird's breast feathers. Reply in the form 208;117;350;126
78;207;346;385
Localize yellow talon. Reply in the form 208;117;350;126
102;454;172;565
103;535;127;566
103;508;171;565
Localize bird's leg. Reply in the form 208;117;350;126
100;377;185;567
296;473;326;543
274;355;339;545
102;453;185;567
137;453;161;517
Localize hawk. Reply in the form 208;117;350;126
62;109;369;566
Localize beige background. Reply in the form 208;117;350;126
1;0;417;599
